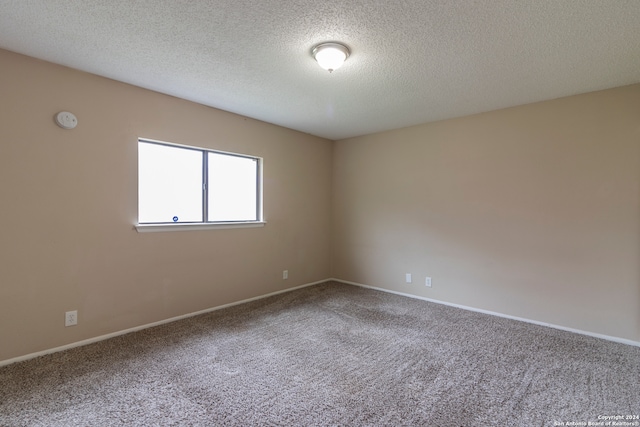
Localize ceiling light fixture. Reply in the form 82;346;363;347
312;42;350;73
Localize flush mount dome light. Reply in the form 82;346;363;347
312;42;350;73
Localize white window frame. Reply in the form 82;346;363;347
135;138;265;232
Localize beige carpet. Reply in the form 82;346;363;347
1;281;638;426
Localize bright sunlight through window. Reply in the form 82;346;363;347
138;139;262;226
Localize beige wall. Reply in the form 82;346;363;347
2;47;638;363
0;49;333;361
333;84;640;342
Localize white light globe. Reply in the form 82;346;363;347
313;43;350;73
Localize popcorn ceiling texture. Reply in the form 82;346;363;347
0;282;638;426
0;1;638;140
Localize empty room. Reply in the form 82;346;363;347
0;1;639;426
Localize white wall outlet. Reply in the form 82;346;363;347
283;270;288;280
65;310;78;327
425;277;432;287
405;273;412;284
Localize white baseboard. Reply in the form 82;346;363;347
3;277;637;367
332;278;640;348
0;279;326;367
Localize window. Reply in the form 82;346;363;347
137;139;263;230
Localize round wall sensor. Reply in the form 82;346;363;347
55;111;78;129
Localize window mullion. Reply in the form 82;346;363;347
202;151;208;223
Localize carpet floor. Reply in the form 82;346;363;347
1;281;638;426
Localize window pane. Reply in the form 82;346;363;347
208;153;257;222
138;142;202;223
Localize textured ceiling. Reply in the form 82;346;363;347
0;1;639;140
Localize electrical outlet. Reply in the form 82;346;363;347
405;273;412;284
425;277;432;287
65;310;78;327
283;270;288;280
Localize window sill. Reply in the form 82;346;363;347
135;221;266;233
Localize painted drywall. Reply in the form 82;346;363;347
0;49;333;362
333;84;640;342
